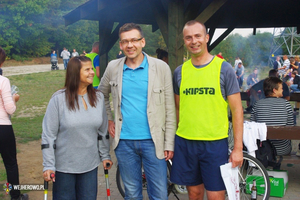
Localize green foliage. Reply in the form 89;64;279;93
11;54;31;61
0;168;6;181
211;32;273;67
0;0;91;58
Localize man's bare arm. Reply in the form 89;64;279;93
228;92;244;168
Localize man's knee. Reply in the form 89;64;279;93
206;190;225;200
187;184;205;200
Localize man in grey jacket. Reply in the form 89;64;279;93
99;23;176;200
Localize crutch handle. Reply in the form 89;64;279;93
104;163;110;174
44;180;48;190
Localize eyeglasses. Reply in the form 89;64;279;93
120;37;143;46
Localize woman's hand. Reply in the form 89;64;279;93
13;94;20;102
102;160;113;170
43;170;55;182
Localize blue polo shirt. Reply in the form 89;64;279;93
120;55;152;140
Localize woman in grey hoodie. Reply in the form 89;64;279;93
42;56;112;200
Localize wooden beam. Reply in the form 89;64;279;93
291;93;300;102
100;53;108;79
168;0;184;72
194;0;227;24
267;126;300;140
99;19;114;55
104;23;124;55
208;27;234;51
147;0;168;46
98;19;114;77
253;28;256;35
241;92;300;102
184;0;202;23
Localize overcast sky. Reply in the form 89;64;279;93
211;28;277;42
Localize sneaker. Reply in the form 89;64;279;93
11;193;29;200
296;150;300;157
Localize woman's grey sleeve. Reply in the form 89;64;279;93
42;96;60;172
98;95;111;161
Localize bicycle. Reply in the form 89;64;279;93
230;152;270;200
116;152;270;200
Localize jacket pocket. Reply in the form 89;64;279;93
153;87;164;105
109;81;118;97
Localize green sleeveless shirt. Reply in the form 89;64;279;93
176;57;228;140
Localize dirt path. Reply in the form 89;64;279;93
2;64;64;77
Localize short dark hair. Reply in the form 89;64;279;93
64;56;98;111
183;20;207;34
263;77;282;97
268;69;278;77
156;48;168;60
0;47;6;65
119;23;144;38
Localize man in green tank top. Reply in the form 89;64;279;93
86;42;100;88
170;20;244;200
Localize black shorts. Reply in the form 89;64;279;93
170;135;228;191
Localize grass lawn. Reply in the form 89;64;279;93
9;70;66;143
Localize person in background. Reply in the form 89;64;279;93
170;20;243;200
0;47;27;200
273;56;281;71
60;47;70;70
71;49;79;57
278;55;290;78
235;62;245;89
294;56;300;75
251;77;293;156
156;48;168;64
216;52;224;59
51;50;57;58
249;69;290;110
42;56;112;200
234;56;242;68
50;50;58;66
247;68;259;87
81;50;87;56
289;71;300;92
116;50;125;59
99;23;176;200
86;42;100;88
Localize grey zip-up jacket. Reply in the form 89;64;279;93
42;89;110;173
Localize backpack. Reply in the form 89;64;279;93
255;139;282;170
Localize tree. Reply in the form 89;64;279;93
211;32;273;67
0;0;91;59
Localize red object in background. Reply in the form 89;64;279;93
217;54;224;59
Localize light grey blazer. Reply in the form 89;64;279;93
99;53;176;159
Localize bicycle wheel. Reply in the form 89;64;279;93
116;161;173;199
174;184;188;194
238;153;270;200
